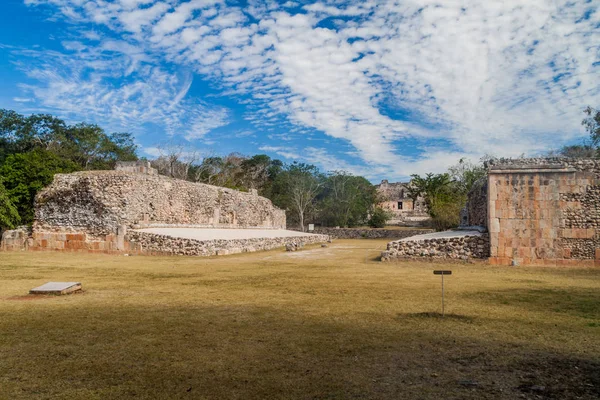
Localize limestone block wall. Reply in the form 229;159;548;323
381;234;489;261
488;158;600;266
34;170;286;239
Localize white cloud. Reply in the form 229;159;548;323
21;0;600;179
13;40;230;139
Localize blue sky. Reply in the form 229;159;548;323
0;0;598;181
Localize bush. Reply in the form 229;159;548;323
429;200;464;231
368;207;391;228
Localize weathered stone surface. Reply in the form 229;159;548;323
487;158;600;266
375;180;430;226
382;232;490;261
34;170;286;238
126;231;328;256
1;226;30;251
464;177;488;228
29;282;82;295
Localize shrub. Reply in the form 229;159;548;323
368;207;391;228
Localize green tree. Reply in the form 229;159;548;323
0;180;20;231
409;173;464;231
0;109;137;170
0;149;78;224
584;106;600;146
448;158;487;194
272;163;324;231
319;171;377;227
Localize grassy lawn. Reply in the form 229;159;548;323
1;239;599;399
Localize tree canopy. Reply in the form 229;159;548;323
0;109;138;229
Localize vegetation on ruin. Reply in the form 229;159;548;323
367;206;393;228
1;240;598;399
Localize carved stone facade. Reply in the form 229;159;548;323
375;180;430;226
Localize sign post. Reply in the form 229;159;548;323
433;270;452;317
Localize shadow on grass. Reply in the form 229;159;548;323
468;288;600;319
1;303;598;399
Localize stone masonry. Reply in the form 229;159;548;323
488;158;600;266
382;232;490;261
2;167;297;256
35;170;286;238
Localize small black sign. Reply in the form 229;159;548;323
433;270;452;275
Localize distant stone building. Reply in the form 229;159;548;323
375;180;430;226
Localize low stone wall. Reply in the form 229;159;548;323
0;227;31;251
126;231;329;256
3;228;329;257
381;233;490;261
311;228;433;240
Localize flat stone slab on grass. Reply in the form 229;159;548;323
29;282;82;295
398;230;483;242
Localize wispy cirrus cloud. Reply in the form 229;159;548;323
12;35;230;139
16;0;600;179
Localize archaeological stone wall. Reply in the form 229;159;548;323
381;233;490;261
34;170;286;238
488;158;600;266
126;231;329;257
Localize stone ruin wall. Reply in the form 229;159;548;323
488;158;600;266
126;231;328;257
381;234;490;261
376;180;430;226
3;168;291;256
34;170;286;238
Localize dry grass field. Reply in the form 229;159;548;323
1;239;599;399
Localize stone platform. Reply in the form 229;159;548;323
127;228;330;256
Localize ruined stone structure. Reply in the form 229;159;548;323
115;160;158;175
35;169;286;236
0;165;331;256
382;231;489;261
375;180;430;226
487;158;600;266
382;158;600;266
